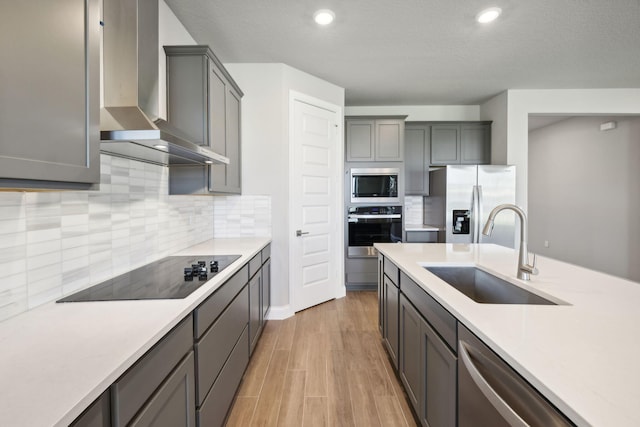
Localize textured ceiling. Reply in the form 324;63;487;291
165;0;640;106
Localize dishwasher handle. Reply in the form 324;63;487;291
459;340;530;427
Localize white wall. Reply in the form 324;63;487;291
157;1;197;119
224;63;345;317
479;91;508;164
528;116;640;282
480;89;640;211
344;105;480;121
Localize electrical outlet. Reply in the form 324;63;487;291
544;240;550;248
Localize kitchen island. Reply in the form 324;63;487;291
375;242;640;427
0;237;270;427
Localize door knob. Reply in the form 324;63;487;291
296;230;309;237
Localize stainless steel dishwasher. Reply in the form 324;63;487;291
458;324;575;427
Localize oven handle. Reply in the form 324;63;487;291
347;214;402;219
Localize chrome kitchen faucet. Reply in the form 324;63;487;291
482;204;539;280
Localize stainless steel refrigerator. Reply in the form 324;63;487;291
425;165;516;247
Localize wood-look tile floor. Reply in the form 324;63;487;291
226;291;418;427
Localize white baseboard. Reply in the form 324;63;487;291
265;304;294;320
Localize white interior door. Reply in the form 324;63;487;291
290;93;343;312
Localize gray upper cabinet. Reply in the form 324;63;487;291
404;124;431;195
165;45;243;195
346;117;405;162
430;123;491;165
0;0;100;190
460;124;491;164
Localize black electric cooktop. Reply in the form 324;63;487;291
57;255;241;302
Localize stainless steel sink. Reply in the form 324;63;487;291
424;266;556;305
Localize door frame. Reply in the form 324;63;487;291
288;90;345;313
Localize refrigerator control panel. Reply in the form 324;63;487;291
453;210;470;234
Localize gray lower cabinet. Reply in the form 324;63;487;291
71;245;272;427
430;123;491;166
261;257;271;322
195;285;249;407
345;117;405;162
111;317;195;427
399;293;457;427
0;0;100;189
405;124;431;195
382;274;400;370
249;270;262;354
377;255;384;333
197;327;249;427
405;230;438;243
399;294;422;411
70;390;110;427
165;45;243;195
130;352;196;427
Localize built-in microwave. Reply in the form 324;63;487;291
350;167;400;204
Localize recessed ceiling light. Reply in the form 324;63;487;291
476;7;502;24
204;160;214;164
313;9;335;26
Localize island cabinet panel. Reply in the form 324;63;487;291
378;255;384;332
382;274;400;369
399;293;457;427
70;390;110;427
0;0;100;189
111;316;194;427
400;271;457;350
399;295;422;411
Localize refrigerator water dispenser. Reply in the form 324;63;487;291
453;210;470;234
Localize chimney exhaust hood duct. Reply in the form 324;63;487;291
100;0;229;166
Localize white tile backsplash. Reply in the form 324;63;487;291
0;154;272;322
404;196;424;225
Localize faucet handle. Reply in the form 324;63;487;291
524;253;539;276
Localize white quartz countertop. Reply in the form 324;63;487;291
404;224;441;231
374;242;640;427
0;237;270;427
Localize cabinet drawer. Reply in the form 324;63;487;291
194;264;248;338
195;284;248;406
112;316;193;427
249;253;262;279
384;257;399;287
261;244;271;263
405;231;438;243
400;272;457;352
129;352;196;427
198;326;250;427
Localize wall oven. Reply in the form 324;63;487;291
350;167;400;204
347;205;402;257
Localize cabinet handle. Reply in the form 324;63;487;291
459;340;530;427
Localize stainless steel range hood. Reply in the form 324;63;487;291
100;0;228;166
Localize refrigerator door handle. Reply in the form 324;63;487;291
471;185;479;243
476;185;483;243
